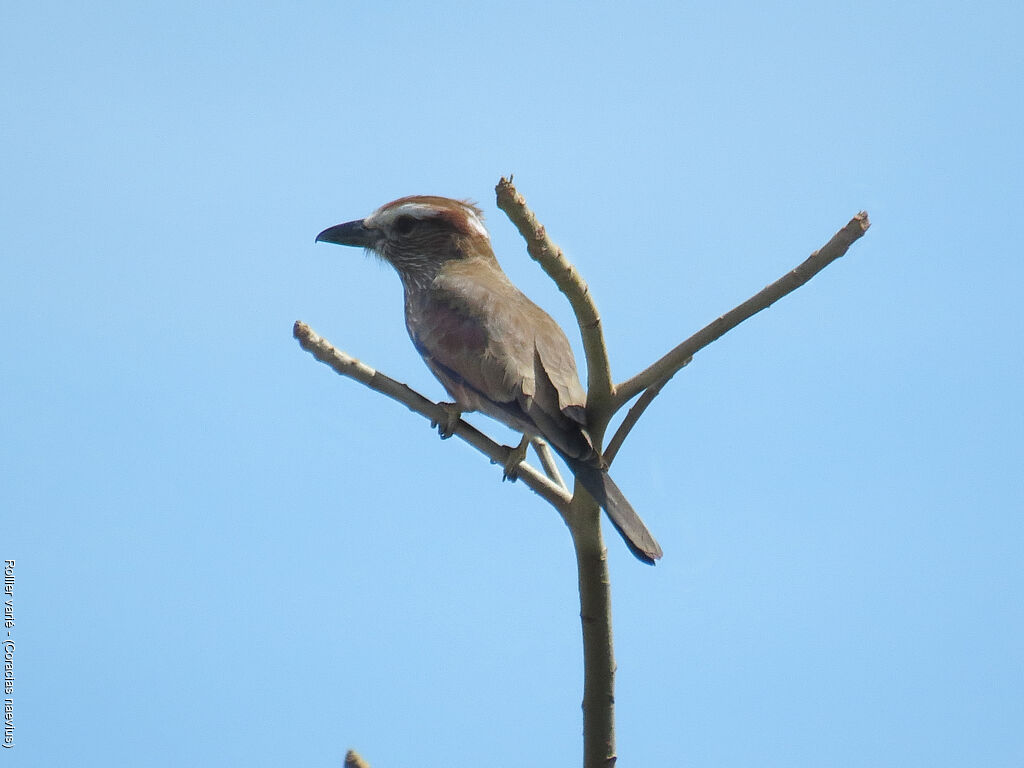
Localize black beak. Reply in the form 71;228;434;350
315;219;377;248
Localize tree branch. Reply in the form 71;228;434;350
494;180;621;766
532;437;567;490
495;177;615;423
612;211;871;415
604;369;681;466
300;193;871;768
568;498;617;768
293;321;572;512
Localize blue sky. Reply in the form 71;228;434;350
3;2;1022;766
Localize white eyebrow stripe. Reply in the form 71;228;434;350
366;201;489;239
369;203;442;223
461;208;488;238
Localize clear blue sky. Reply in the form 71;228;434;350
3;2;1022;766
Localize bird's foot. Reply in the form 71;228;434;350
431;402;462;439
503;434;531;482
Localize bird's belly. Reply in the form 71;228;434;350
442;377;536;437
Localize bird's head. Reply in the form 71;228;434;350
316;196;494;288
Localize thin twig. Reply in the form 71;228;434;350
532;437;567;490
604;368;681;466
293;321;572;512
495;177;615;423
612;211;871;413
344;750;371;768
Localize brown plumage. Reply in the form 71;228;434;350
316;196;662;563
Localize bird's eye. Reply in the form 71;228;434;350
394;215;417;235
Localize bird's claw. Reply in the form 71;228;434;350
431;402;462;439
502;434;531;482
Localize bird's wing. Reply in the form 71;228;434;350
405;272;535;425
533;317;588;426
408;263;590;447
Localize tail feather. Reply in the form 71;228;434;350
565;458;663;564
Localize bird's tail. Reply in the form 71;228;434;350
564;458;663;565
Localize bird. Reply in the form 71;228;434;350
316;196;662;564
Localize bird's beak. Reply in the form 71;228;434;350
315;219;377;248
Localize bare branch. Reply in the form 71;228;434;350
567;497;617;767
296;317;616;762
491;181;626;765
612;211;871;413
344;750;371;768
299;195;870;768
532;437;567;490
603;368;682;466
495;177;615;422
293;321;572;512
